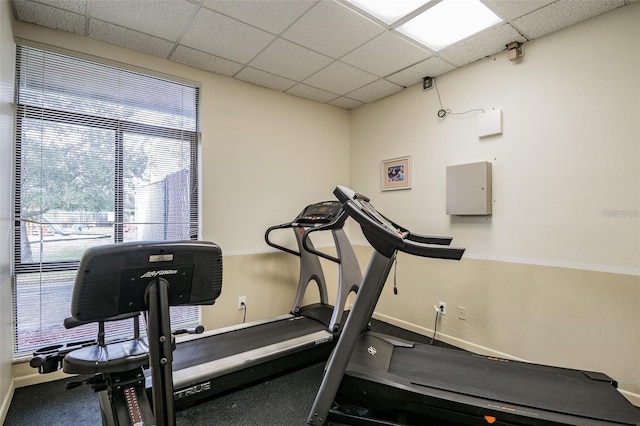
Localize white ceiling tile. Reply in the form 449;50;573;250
282;0;385;58
439;24;526;67
386;56;455;87
482;0;556;21
236;67;297;91
202;0;315;34
347;79;404;103
304;61;378;94
11;0;634;108
89;19;174;58
90;0;198;41
14;1;86;34
342;32;432;77
513;0;625;39
328;96;364;110
181;8;275;63
248;39;333;81
171;45;244;77
286;84;340;103
24;0;87;15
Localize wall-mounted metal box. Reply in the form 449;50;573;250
446;161;492;215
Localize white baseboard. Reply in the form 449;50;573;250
0;379;15;424
13;368;71;389
372;312;528;361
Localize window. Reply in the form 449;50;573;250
13;46;200;359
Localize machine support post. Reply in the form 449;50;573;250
329;228;363;332
291;227;328;312
146;277;176;426
308;250;395;425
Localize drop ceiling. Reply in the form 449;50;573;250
10;0;636;110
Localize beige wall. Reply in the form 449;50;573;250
0;0;15;421
349;4;639;403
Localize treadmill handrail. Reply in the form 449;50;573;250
335;186;464;260
405;232;453;246
264;201;349;263
370;209;453;247
264;204;349;259
264;222;302;257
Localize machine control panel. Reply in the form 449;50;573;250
295;201;342;224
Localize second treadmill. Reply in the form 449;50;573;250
154;200;362;408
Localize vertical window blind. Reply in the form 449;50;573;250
13;45;201;359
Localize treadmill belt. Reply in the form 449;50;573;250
172;316;326;371
389;344;638;424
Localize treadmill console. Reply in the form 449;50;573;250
295;201;342;224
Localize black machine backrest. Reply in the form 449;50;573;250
71;240;223;322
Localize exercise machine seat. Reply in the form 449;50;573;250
63;338;149;375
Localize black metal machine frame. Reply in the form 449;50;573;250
307;186;639;426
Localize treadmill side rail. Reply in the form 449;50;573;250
168;329;335;407
171;330;333;387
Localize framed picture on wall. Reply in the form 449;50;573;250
381;156;411;191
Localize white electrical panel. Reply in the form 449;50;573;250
477;109;502;138
446;162;492;215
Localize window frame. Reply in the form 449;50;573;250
13;105;200;274
12;45;201;358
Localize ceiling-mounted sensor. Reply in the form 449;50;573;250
423;76;434;91
506;41;523;62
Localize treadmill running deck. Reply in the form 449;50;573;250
341;333;640;425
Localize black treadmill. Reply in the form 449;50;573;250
308;186;640;426
159;200;362;407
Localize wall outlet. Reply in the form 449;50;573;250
438;301;447;315
457;306;466;320
238;296;246;310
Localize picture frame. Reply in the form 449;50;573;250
381;156;411;191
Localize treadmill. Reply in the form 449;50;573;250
159;200;362;407
308;186;640;426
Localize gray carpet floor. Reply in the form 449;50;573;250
7;363;328;425
6;320;441;425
